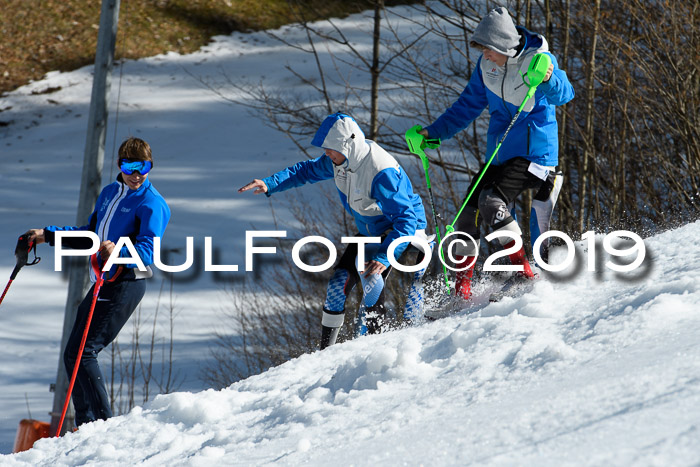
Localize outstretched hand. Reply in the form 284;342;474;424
238;179;268;195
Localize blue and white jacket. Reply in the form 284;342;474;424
45;176;170;279
425;27;575;167
263;113;427;267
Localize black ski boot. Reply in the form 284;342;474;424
320;325;340;349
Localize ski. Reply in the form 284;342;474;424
423;269;541;320
488;272;539;302
423;273;508;321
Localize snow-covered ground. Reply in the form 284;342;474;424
3;221;700;465
1;3;699;465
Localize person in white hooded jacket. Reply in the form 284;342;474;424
239;112;429;348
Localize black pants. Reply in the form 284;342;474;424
458;157;546;235
63;278;146;425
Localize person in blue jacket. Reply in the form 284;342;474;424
239;112;430;349
418;7;574;301
25;137;170;426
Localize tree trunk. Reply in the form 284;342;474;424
369;0;383;140
578;0;601;233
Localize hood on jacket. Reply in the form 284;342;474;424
311;112;370;171
513;26;548;58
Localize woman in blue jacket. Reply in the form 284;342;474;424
419;7;574;300
26;137;170;426
240;113;429;348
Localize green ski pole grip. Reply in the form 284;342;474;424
405;125;430;172
523;53;552;100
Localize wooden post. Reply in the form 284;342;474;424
49;0;121;436
369;0;383;140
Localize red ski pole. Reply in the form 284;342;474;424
56;253;105;436
0;279;13;308
0;234;41;309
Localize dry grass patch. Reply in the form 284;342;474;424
0;0;410;95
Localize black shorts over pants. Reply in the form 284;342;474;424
456;157;548;242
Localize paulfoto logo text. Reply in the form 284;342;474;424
52;230;647;275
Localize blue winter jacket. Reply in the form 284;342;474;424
45;176;170;278
263;113;427;267
425;27;575;166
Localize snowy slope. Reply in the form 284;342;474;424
3;222;700;466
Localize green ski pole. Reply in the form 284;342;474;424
405;126;451;294
446;53;552;235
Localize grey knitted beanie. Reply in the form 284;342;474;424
471;7;521;57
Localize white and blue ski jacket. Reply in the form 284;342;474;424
263;113;427;267
44;176;170;278
425;27;574;167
